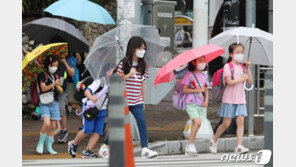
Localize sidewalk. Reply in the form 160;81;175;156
22;89;264;159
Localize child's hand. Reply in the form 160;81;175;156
241;74;249;81
54;79;61;86
129;69;136;76
91;96;98;103
203;101;208;108
246;59;251;69
61;58;67;65
195;87;205;93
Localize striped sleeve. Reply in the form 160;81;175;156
117;61;123;74
143;65;150;80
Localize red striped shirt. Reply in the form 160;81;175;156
117;61;149;106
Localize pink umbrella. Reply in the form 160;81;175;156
153;44;225;86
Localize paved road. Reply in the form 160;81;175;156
23;153;263;167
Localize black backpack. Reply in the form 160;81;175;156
74;76;104;102
213;118;237;135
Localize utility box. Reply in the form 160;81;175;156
141;0;177;105
141;0;177;60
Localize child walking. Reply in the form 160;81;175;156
67;64;115;159
181;56;210;156
67;76;109;159
99;36;158;159
209;43;253;154
36;55;62;154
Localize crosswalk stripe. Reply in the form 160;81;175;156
23;154;262;167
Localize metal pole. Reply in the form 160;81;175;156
256;65;260;116
264;71;273;167
246;0;256;136
193;0;208;47
117;0;141;143
268;0;273;34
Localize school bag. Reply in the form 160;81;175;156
172;71;205;110
74;76;104;102
211;62;246;102
213;117;238;135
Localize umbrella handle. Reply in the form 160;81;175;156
244;81;254;91
133;74;145;82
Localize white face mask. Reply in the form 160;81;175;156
49;66;58;74
136;49;146;58
234;54;245;63
197;63;206;71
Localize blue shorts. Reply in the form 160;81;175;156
217;103;248;118
82;109;107;135
39;101;61;120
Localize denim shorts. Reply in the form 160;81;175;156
39;101;61;120
82;109;107;135
217;103;248;118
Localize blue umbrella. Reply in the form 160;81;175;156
44;0;116;25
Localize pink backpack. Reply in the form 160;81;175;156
212;63;246;102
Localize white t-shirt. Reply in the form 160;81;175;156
82;79;108;110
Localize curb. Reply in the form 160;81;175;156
134;135;264;156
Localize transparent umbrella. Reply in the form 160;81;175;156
84;24;168;79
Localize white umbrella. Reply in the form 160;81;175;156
209;26;273;66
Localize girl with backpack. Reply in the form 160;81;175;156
181;56;210;156
209;43;253;154
99;36;158;159
36;55;62;154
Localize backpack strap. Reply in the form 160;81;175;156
44;72;48;83
227;63;235;80
190;71;205;97
98;93;108;110
240;64;246;73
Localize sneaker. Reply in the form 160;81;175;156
58;129;68;143
99;145;110;159
185;143;197;156
209;138;218;154
68;140;78;158
81;150;99;159
234;145;249;154
141;147;158;159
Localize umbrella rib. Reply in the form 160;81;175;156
254;37;272;66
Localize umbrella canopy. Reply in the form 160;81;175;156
23;17;89;53
84;24;168;79
209;26;273;66
153;44;225;86
44;0;116;25
22;43;68;89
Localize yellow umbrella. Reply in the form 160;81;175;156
22;42;67;70
22;42;68;91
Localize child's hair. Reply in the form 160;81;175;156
188;57;207;72
227;43;244;63
188;59;197;71
122;36;147;76
44;55;59;71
